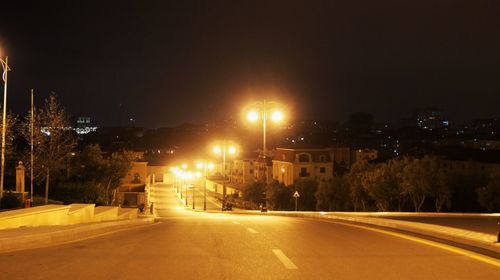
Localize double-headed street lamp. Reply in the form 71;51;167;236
212;141;237;210
0;54;10;199
246;100;284;183
246;100;285;211
197;161;214;211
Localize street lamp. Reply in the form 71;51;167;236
183;171;192;206
246;100;285;211
197;161;214;210
181;164;188;202
213;141;237;210
0;54;10;199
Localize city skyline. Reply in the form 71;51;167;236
1;1;499;127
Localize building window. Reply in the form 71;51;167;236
299;168;309;177
132;173;141;184
320;167;326;173
282;154;286;161
319;155;326;162
298;154;310;163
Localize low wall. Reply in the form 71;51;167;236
0;205;71;229
0;204;139;230
206;179;240;197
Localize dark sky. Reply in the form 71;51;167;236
1;0;499;127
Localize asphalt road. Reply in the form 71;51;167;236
0;185;498;280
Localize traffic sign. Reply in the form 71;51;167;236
293;191;300;198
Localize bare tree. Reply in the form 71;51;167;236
22;94;76;204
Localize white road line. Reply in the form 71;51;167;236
233;221;239;224
272;249;298;269
247;228;258;234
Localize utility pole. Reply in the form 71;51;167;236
0;56;10;199
30;89;34;206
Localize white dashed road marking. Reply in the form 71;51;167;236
247;228;258;234
272;249;298;269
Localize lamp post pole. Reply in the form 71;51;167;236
192;182;195;209
0;56;10;199
203;165;207;211
261;100;269;211
30;89;34;206
213;143;235;211
184;178;188;206
180;176;183;199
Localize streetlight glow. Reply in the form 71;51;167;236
271;110;284;122
247;110;259;122
228;146;236;155
213;146;221;155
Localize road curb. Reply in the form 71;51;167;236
0;217;155;253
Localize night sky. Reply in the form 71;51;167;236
1;0;499;127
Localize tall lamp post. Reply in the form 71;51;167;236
181;164;188;202
0;54;10;199
170;167;178;192
246;100;285;211
213;141;237;210
197;161;214;211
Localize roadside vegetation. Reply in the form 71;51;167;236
0;94;133;209
244;156;499;213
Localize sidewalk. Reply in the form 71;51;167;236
0;215;155;253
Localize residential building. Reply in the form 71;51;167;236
231;158;258;185
272;148;334;186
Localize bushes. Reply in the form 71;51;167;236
0;193;22;209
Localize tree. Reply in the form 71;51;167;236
362;163;398;211
103;151;134;205
315;179;331;211
0;111;17;159
267;180;293;210
400;156;437;212
243;181;266;206
477;172;500;212
315;176;351;211
0;111;18;191
433;169;452;212
23;94;76;204
346;160;372;211
293;178;318;211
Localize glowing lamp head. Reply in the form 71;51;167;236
281;168;285;173
207;162;215;170
196;172;202;177
228;146;236;155
213;146;222;155
271;110;284;122
181;164;188;169
247;110;259;122
196;162;203;169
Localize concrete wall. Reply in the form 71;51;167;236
206;179;241;197
0;204;138;230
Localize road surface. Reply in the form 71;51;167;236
0;184;498;279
